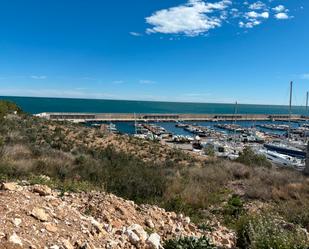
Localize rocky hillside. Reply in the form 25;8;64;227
0;182;235;249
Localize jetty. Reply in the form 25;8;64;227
34;112;307;123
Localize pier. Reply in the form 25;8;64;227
35;112;308;123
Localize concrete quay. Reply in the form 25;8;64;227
34;112;308;122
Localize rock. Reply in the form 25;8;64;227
8;232;23;246
32;185;52;196
126;230;140;245
1;182;19;191
127;224;148;241
91;218;104;234
31;207;49;222
145;218;155;228
147;233;161;249
50;246;60;249
184;216;191;225
62;239;74;249
45;223;58;232
0;232;5;239
12;218;22;227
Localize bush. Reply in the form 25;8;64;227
164;236;216;249
236;214;309;249
225;195;244;216
0;100;22;119
236;147;271;168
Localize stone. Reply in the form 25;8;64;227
0;232;5;239
8;232;23;246
12;218;22;227
31;207;49;222
1;182;19;191
32;185;52;196
50;246;60;249
45;223;58;233
62;239;74;249
147;233;161;249
184;216;191;225
127;224;148;241
91;218;104;234
126;230;140;245
145;218;155;228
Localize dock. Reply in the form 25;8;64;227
34;112;308;123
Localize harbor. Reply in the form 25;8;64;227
35;113;309;172
33;83;309;172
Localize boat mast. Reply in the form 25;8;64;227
233;101;238;142
306;92;309;115
288;81;293;140
134;113;137;135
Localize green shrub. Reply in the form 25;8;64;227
236;214;309;249
225;195;243;216
164;236;216;249
0;100;22;119
236;147;271;168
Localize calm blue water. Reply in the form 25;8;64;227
1;96;308;115
2;96;308;136
95;120;302;136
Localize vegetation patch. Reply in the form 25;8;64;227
164;236;216;249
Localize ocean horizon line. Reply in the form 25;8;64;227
0;95;304;108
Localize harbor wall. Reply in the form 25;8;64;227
35;112;307;122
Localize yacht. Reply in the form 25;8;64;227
263;142;306;159
257;149;305;171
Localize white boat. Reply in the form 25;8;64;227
108;123;118;133
257;148;305;171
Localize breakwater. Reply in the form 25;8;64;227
35;112;307;122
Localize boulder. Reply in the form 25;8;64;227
147;233;161;249
8;232;23;246
126;230;140;245
127;224;148;241
184;216;191;225
91;218;105;234
45;223;58;233
12;218;22;227
1;182;19;191
31;207;49;222
32;185;52;196
145;218;155;229
62;239;74;249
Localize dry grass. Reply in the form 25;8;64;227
1;114;309;232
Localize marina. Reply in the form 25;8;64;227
55;117;309;171
33;82;309;172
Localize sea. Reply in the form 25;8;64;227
1;96;307;135
1;96;308;115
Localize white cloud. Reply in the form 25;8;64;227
145;0;231;36
239;20;261;28
240;10;269;28
275;12;289;20
246;11;269;19
129;32;142;37
272;5;285;13
145;0;295;35
30;75;47;80
249;1;267;10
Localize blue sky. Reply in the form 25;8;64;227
0;0;308;105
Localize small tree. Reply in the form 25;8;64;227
236;147;271;168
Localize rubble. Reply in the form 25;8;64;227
0;182;236;248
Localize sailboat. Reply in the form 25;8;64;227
261;81;306;168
